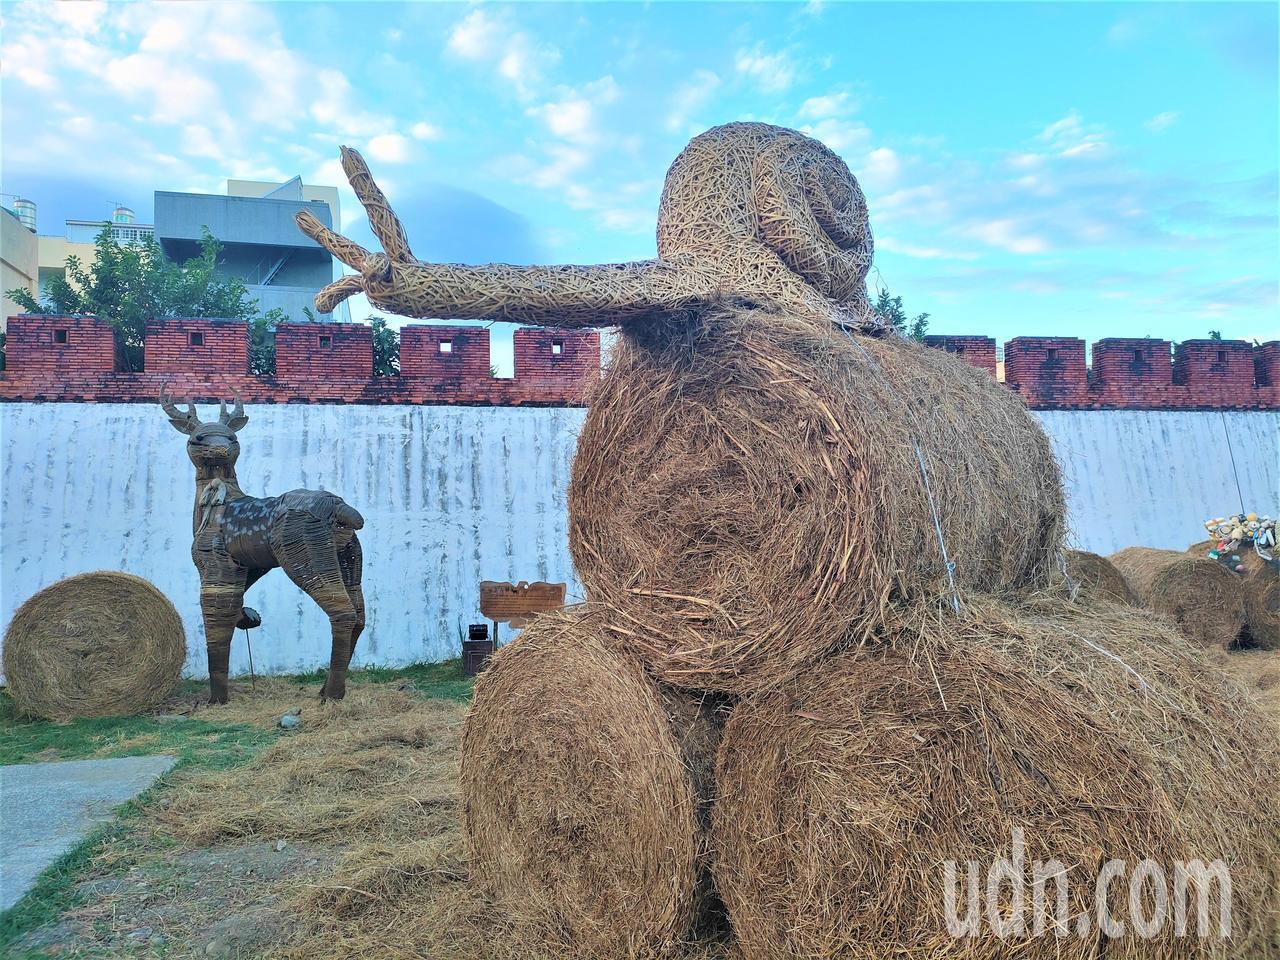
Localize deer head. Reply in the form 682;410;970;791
160;388;249;470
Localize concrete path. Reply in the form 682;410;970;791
1;755;177;911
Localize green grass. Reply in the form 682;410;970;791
0;659;474;955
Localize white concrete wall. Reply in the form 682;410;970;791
2;404;1275;677
1039;409;1277;554
1;403;585;677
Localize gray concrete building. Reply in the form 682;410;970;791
154;177;349;323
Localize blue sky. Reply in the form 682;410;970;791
3;0;1276;369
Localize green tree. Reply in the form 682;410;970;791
7;226;258;372
1208;330;1223;340
872;288;930;340
369;316;400;376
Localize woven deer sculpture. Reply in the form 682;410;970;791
161;393;365;704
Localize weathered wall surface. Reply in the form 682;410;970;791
2;404;1275;677
1040;409;1277;555
1;403;586;677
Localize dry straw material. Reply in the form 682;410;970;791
1189;540;1280;649
1110;546;1246;649
460;607;724;959
2;571;185;721
1061;549;1137;604
569;305;1064;693
296;123;887;334
713;595;1280;960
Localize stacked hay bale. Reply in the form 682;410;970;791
1188;540;1280;649
1061;549;1137;604
2;571;186;721
1110;546;1247;649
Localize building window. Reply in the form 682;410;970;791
1133;349;1144;361
439;339;453;353
1046;347;1058;361
53;329;68;345
319;335;332;348
551;339;564;356
189;332;204;347
1216;349;1226;363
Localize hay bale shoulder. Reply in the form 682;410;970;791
1062;549;1137;604
713;596;1280;959
459;606;724;958
3;571;186;721
569;305;1065;693
1109;546;1246;649
1188;540;1280;650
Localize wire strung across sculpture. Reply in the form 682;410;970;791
160;391;366;704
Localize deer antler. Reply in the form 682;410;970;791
159;385;200;434
219;394;249;430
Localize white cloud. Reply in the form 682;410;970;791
445;8;559;100
448;10;502;59
1145;111;1179;133
410;122;442;141
876;237;978;261
181;124;224;161
965;219;1050;255
734;44;796;94
528;76;619;143
1036;109;1108;158
798;91;857;120
666;69;720;132
367;133;411;164
798;118;870;154
861;147;901;190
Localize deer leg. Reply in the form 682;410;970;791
338;535;365;665
199;560;246;705
280;528;356;702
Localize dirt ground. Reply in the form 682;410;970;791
3;647;1278;959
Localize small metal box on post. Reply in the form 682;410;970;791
463;623;494;678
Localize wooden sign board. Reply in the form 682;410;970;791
479;581;567;628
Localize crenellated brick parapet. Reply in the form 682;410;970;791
921;335;997;376
0;315;1274;409
0;316;599;406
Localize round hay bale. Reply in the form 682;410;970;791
2;571;186;721
1061;549;1137;604
713;597;1280;959
1110;546;1246;649
1189;540;1280;650
569;304;1065;692
459;607;724;958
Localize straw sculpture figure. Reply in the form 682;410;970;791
300;122;1280;958
298;123;884;333
3;571;185;720
459;607;724;958
1189;540;1280;649
714;595;1280;960
160;393;365;704
300;123;1064;694
1060;549;1137;604
1110;546;1246;649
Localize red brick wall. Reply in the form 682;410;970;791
1089;338;1172;406
401;325;492;383
1004;337;1088;406
515;327;601;392
5;315;119;376
921;335;997;376
145;318;248;375
1;316;1274;410
276;322;371;383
